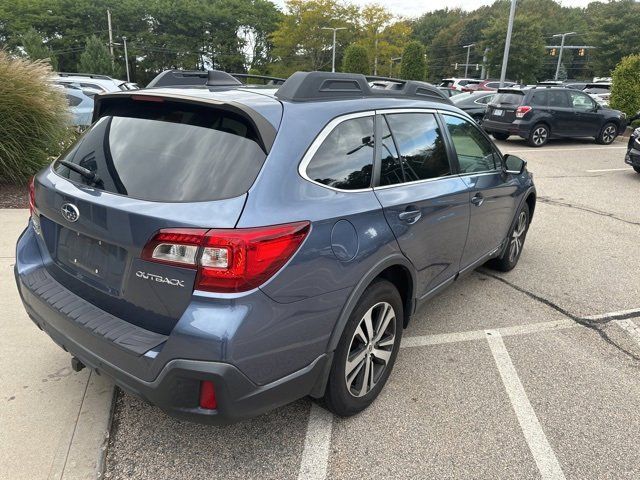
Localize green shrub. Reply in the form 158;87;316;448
342;44;369;75
0;50;71;183
610;54;640;118
400;41;427;81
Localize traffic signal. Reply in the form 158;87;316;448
550;48;557;56
578;48;585;56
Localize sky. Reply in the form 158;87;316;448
272;0;594;19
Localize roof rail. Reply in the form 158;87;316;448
275;71;449;102
56;72;114;80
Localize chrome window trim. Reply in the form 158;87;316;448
373;174;461;191
298;111;376;193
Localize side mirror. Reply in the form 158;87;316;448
504;154;527;175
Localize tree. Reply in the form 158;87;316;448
400;41;426;81
342;44;369;74
610;54;640;117
78;35;113;75
586;0;640;76
481;12;544;84
20;28;58;70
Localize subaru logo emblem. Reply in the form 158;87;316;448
61;203;80;223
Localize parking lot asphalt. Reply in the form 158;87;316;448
13;137;640;480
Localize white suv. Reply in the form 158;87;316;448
52;73;131;93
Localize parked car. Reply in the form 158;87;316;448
625;111;640;174
439;78;481;91
583;83;611;107
63;87;94;127
52;72;130;93
17;70;536;424
482;86;626;147
467;79;517;91
451;91;496;124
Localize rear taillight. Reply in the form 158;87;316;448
142;221;310;293
516;106;532;118
28;176;36;216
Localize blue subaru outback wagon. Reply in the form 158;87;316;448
15;71;536;423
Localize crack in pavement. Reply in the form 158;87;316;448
538;196;640;227
478;270;640;362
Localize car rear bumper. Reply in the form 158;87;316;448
482;119;531;138
14;224;332;424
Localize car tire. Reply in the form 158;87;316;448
487;202;530;272
527;124;549;147
323;279;403;417
596;122;618;145
634;166;640;174
493;132;510;141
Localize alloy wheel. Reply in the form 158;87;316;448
532;127;548;146
345;302;396;398
509;211;527;263
602;125;616;144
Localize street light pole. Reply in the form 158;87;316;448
463;44;475;78
390;56;401;77
553;32;576;80
322;27;347;73
122;36;130;82
499;0;517;88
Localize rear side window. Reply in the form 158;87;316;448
53;101;267;202
385;113;451;182
306;116;374;190
530;90;549;106
493;93;524;105
548;90;570;108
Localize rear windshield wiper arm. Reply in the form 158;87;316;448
58;159;103;186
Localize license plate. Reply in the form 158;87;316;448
493;109;504;116
57;228;112;278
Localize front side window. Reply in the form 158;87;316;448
568;90;596;110
306;116;374;190
443;115;502;174
385;113;451;182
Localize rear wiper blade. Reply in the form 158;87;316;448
58;160;103;186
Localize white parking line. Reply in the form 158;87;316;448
486;330;566;480
585;168;630;173
401;319;575;349
615;319;640;345
297;403;334;480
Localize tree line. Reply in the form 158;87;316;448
0;0;638;85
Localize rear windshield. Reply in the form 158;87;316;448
492;92;524;105
53;101;266;202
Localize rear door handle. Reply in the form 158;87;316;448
398;209;421;224
471;193;484;207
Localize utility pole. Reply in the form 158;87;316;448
122;36;130;82
107;9;114;67
463;44;475;78
552;32;576;80
374;35;378;75
499;0;517;88
322;27;347;73
480;47;489;80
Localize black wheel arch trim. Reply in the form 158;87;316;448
498;186;536;258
